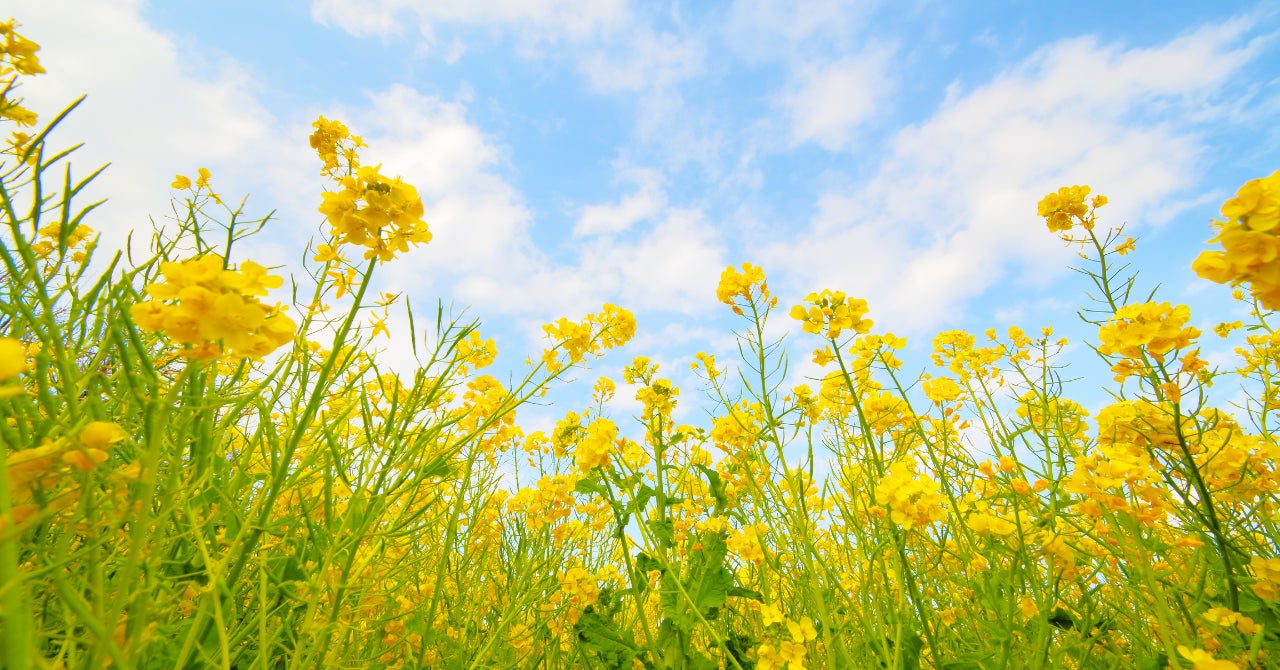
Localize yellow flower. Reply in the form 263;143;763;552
1018;596;1038;618
1158;381;1182;403
968;511;1016;536
574;418;618;472
1249;556;1280;601
717;262;768;312
1037;185;1096;232
221;260;284;296
77;421;127;470
1176;646;1238;670
759;603;785;626
877;460;946;530
790;289;872;340
312;243;343;263
922;376;962;404
171;174;191;189
1097;302;1199;363
787;617;817;643
131;254;295;360
80;421;126;450
1220;169;1280;232
0;336;26;379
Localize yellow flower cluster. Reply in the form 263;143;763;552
966;506;1017;537
318;165;430;262
1037;185;1106;233
1096;301;1199;366
541;564;606;639
574;417;618;472
4;421;127;531
454;330;498;372
540;303;636;374
309;115;365;176
310;116;431;262
717;262;775;314
131;254;296;360
727;523;768;564
932;329;1001;381
877;461;947;530
789;290;873;340
636;378;678;423
1249;556;1280;601
0;20;43;129
754;610;817;670
505;473;580;529
1192;169;1280;308
31;222;95;263
0;336;20;372
921;375;963;405
1064;400;1175;521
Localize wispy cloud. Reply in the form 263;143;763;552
10;0;292;255
762;18;1265;332
310;0;630;45
575;167;666;236
783;50;894;150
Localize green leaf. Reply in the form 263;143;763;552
693;464;727;512
1138;652;1169;670
1238;590;1263;613
726;586;762;601
690;566;732;617
575;473;610;498
687;651;718;670
1046;607;1075;630
574;610;640;669
651;519;676;547
630;484;655;514
635;552;663;574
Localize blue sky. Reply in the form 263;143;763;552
9;1;1280;430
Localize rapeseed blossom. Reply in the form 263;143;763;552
131;254;295;360
0;20;43;129
0;336;25;387
717;262;775;315
1037;184;1106;233
790;289;873;340
310;116;431;261
877;461;947;530
1097;302;1199;363
1193;169;1280;308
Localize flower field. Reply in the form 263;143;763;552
4;19;1280;670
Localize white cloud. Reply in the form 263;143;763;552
763;19;1263;332
352;87;725;325
575;167;666;236
784;51;892;151
579;29;706;94
724;0;873;63
8;1;293;256
310;0;630;46
350;86;545;310
604;208;725;313
507;207;727;322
